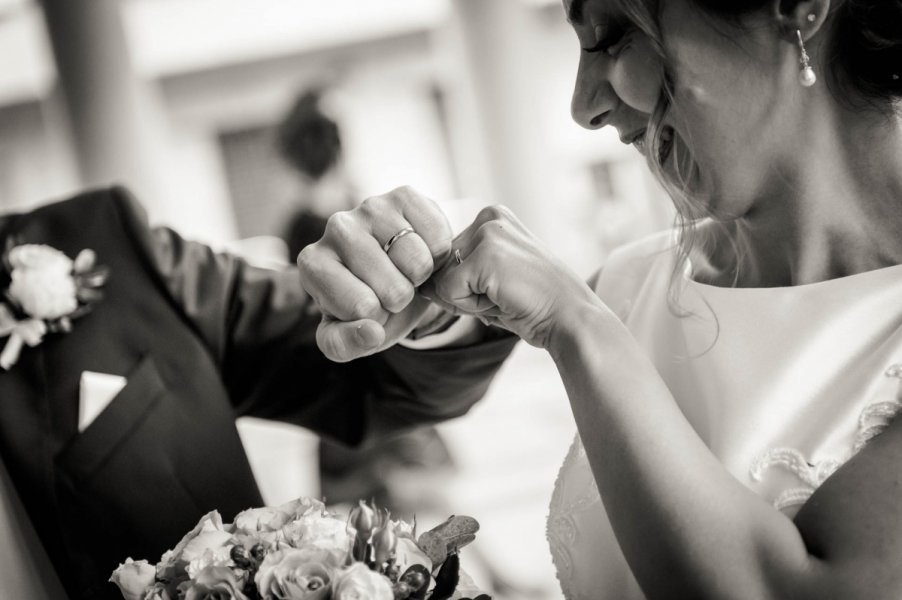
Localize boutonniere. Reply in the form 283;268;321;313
0;242;109;370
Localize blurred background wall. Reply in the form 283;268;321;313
0;0;673;597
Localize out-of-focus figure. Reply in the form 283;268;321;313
276;88;356;261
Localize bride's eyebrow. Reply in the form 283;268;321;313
567;0;586;25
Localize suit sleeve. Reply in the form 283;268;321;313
108;186;518;446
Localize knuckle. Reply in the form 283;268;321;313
358;195;379;215
392;185;424;210
359;194;396;223
296;247;326;281
296;245;315;271
394;184;418;199
325;211;356;241
494;204;515;219
478;205;505;221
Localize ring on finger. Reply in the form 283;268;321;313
454;249;463;265
383;227;415;253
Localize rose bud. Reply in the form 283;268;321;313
373;521;398;564
349;500;375;539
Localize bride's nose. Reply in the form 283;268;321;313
571;56;616;130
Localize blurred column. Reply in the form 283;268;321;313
443;0;557;240
39;0;168;207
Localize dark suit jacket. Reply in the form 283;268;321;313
0;187;517;599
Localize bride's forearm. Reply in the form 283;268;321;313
547;306;815;599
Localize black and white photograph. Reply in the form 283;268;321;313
0;0;900;598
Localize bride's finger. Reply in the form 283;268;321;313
425;253;499;315
419;285;498;318
451;204;527;258
316;317;386;363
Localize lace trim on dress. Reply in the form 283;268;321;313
547;436;601;600
750;363;902;511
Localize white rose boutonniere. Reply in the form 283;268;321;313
0;242;108;369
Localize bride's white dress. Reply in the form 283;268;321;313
546;231;902;599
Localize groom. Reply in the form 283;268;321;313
0;186;517;600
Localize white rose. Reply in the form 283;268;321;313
7;245;77;320
234;506;294;533
109;558;156;600
277;497;326;519
8;244;72;273
9;268;77;320
234;498;326;535
180;525;234;564
331;563;393;600
140;583;173;600
156;510;233;581
185;544;235;579
254;548;338;600
181;566;249;600
280;514;351;559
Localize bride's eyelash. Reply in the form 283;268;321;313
583;22;632;56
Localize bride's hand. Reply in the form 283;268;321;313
297;186;453;362
421;205;604;349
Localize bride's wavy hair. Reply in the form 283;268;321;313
612;0;902;302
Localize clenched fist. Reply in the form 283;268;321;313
297;186;454;362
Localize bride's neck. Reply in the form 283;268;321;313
707;105;902;288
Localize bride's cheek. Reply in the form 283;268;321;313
611;43;662;114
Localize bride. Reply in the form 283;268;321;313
298;0;902;597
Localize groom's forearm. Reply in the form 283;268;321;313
360;331;518;442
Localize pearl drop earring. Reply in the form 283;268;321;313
796;29;816;87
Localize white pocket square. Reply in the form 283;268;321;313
78;371;127;432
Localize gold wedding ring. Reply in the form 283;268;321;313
382;227;415;253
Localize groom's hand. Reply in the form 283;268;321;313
297;186;453;362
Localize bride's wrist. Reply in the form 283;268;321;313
545;297;623;358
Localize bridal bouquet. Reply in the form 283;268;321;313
110;496;490;600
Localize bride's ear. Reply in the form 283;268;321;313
771;0;831;42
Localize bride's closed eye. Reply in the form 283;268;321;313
583;21;633;58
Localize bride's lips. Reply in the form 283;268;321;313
620;129;647;150
619;127;675;163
